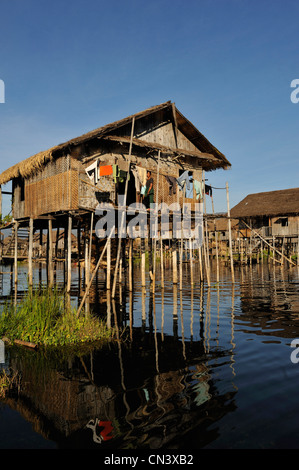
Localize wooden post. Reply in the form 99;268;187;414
84;221;89;288
67;215;72;292
48;219;54;286
128;238;133;292
112;117;135;299
211;194;219;283
14;221;18;286
202;172;210;287
226;182;235;284
77;222;81;264
28;218;33;286
106;238;111;290
76;230;113;318
39;228;43;258
160;238;164;289
141;237;146;288
152;150;161;292
172;238;178;284
88;212;94;275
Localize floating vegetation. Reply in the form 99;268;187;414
0;286;114;348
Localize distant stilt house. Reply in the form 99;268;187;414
230;188;299;238
0;101;230;287
230;188;299;261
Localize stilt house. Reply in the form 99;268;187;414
0;101;230;229
230;188;299;238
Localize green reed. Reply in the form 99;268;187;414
0;286;114;347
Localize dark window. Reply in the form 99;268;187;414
281;218;288;227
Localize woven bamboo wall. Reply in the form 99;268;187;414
24;169;79;218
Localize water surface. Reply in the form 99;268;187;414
1;260;299;449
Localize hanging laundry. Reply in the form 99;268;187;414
99;165;113;177
85;160;99;184
137;166;147;187
205;184;212;197
177;170;191;191
194;180;203;200
185;175;194;199
112;164;118;183
118;169;128;183
132;167;142;193
165;175;177;196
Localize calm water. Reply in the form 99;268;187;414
1;259;299;449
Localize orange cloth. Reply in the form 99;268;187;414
99;165;113;176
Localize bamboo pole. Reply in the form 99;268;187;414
202;172;210;287
112;117;135;299
14;221;18;286
77;230;114;317
211;194;219;282
88;212;94;274
152;151;161;293
28;218;33;286
106;238;111;290
128;238;133;292
226;182;235;284
141;238;146;287
160;239;164;288
67;215;72;292
85;224;89;288
48;219;54;287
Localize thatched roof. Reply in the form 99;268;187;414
0;101;230;185
230;188;299;219
207;218;239;231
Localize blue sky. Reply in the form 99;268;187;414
0;0;299;215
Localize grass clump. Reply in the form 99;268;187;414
0;287;114;348
0;369;20;399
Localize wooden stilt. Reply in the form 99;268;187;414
211;194;219;282
88;212;94;275
76;229;114;318
160;239;164;288
39;228;43;258
172;238;178;284
67;215;72;292
55;226;60;260
112;117;135;299
128;238;133;292
14;221;18;286
48;219;54;287
202;173;210;287
189;237;194;287
152;150;161;293
141;237;146;288
106;238;111;290
226;182;235;284
85;222;89;288
28;218;33;286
